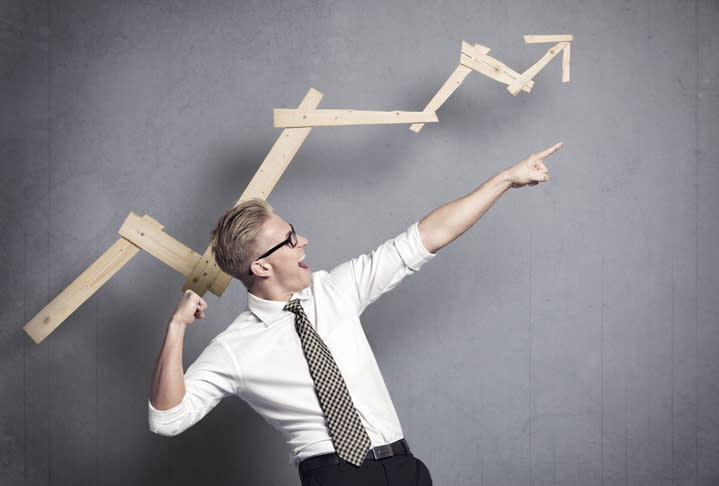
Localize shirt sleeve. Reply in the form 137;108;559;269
148;338;240;437
328;222;435;315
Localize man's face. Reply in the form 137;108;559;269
255;214;311;297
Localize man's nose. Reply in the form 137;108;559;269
297;235;309;247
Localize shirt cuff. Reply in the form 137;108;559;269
393;222;435;271
148;395;189;435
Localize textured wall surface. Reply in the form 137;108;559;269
2;0;718;485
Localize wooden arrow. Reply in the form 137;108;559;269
24;34;575;343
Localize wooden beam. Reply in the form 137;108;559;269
24;238;140;343
274;109;438;128
462;41;491;57
459;41;534;93
23;215;165;343
562;43;571;83
410;41;537;133
524;34;574;44
409;64;472;133
506;41;569;96
23;238;140;344
408;42;487;133
182;88;324;297
118;212;204;279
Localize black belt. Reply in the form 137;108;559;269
299;439;410;476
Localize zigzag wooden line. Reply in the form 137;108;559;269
23;35;573;343
411;36;572;132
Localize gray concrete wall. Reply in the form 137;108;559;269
2;0;718;484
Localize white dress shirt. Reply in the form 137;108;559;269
148;222;434;464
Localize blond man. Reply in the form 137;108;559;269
149;142;563;485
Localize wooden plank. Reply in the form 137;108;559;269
24;237;141;344
182;245;228;298
182;88;324;297
118;212;203;278
562;43;571;83
274;109;438;128
409;63;472;133
411;40;535;133
236;88;323;204
463;41;491;56
461;54;532;92
524;34;574;44
506;41;569;96
459;42;534;93
462;41;534;89
142;214;165;231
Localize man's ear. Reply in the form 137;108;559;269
250;260;271;278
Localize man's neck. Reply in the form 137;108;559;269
248;284;293;302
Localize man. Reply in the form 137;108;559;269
148;141;563;485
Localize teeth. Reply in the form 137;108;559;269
299;255;305;262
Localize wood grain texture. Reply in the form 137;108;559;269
274;109;437;128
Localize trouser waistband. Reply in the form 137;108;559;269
299;439;410;476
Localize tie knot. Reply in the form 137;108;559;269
284;299;303;315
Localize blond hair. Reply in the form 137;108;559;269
211;198;274;288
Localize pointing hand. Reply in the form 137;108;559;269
506;141;563;188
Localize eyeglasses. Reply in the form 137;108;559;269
255;224;298;261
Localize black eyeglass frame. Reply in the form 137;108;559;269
255;224;298;261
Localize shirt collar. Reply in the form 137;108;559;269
247;290;312;327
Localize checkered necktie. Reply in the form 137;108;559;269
284;299;371;467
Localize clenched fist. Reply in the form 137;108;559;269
169;289;208;328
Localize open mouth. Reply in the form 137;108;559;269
298;254;309;270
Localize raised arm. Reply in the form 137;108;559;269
417;142;563;253
149;289;207;410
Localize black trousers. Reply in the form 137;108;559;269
299;454;432;486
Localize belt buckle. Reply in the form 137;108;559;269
371;443;394;460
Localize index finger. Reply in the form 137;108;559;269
535;141;564;160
